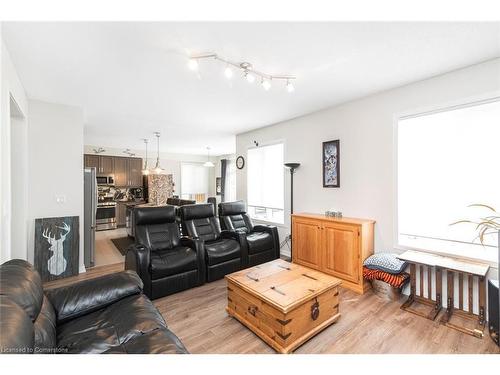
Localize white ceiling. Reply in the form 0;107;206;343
3;22;499;155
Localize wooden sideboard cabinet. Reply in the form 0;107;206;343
292;213;375;294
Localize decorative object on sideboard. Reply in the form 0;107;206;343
153;132;163;174
216;177;222;195
141;138;150;175
322;139;340;188
93;147;105;154
187;52;296;93
450;204;499;345
236;155;245;169
203;147;215;168
34;216;79;282
325;210;342;218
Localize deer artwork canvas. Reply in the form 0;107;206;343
34;216;79;282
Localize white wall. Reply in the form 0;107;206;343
0;33;28;263
28;100;85;272
83;145;218;198
236;59;500;263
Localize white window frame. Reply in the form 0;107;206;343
393;92;500;266
246;140;286;225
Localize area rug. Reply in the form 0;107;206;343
111;236;135;256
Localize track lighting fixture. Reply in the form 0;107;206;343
187;52;296;92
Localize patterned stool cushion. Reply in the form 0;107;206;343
363;253;407;274
363;267;410;289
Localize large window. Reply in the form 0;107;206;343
247;143;284;224
225;159;237;202
180;162;209;203
397;99;500;263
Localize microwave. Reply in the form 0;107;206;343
96;175;115;186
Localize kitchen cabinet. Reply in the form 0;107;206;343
83;154;143;187
128;158;143;187
84;155;114;174
84;155;100;170
100;156;114;174
114;157;129;186
111;156;143;187
116;202;127;227
292;213;375;294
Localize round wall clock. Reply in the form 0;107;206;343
236;156;245;169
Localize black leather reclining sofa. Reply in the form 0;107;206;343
0;259;187;354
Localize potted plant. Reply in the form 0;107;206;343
452;204;499;345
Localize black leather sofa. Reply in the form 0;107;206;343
219;200;280;267
179;203;246;282
0;259;187;354
125;206;205;300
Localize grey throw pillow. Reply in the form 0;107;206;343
363;253;407;274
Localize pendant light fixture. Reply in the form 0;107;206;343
141;138;150;175
153;132;163;174
203;147;215;168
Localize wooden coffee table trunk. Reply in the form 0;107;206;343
225;259;342;353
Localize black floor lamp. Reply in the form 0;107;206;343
284;163;300;259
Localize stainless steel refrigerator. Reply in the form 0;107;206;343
84;167;97;268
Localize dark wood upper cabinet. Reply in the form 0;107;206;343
114;157;129;186
84;155;100;170
84;154;143;187
128;158;143;187
100;156;114;174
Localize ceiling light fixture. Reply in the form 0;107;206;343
187;52;296;92
141;139;150;175
203;147;215;168
153;132;163;174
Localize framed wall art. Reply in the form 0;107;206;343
322;139;340;188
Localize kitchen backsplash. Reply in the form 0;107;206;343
97;186;144;202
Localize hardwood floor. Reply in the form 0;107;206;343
94;228;126;266
44;264;500;354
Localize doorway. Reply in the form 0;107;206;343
9;96;28;260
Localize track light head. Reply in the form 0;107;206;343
187;58;199;71
245;71;255;83
224;65;233;79
262;79;271;91
286;80;295;93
